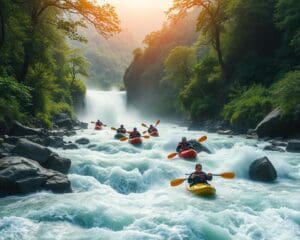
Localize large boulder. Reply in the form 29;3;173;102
286;140;300;153
42;153;71;174
188;140;211;154
10;121;42;136
75;137;90;145
13;139;52;164
0;156;71;196
249;157;277;182
255;108;300;138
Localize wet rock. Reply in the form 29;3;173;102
13;138;52;164
286;140;300;153
88;144;97;149
3;135;20;145
270;140;287;147
188;140;211;154
0;156;71;196
217;129;233;135
263;145;285;152
10;121;42;136
55;118;73;130
45;136;64;148
63;143;78;150
42;153;71;174
75;137;90;145
249;156;277;182
65;130;76;137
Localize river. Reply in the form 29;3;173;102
0;90;299;240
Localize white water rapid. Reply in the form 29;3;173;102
0;90;299;240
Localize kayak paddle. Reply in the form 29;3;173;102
170;172;235;187
141;123;149;128
120;136;150;141
111;127;116;131
155;120;160;127
167;135;208;159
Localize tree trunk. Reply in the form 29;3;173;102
214;27;224;69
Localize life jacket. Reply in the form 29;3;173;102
130;131;141;138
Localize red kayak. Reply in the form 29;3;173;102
150;131;159;137
95;125;102;130
129;137;142;145
179;149;197;159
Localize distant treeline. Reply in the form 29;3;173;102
124;0;300;133
0;0;119;127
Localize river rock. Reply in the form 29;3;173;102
263;145;285;152
63;143;78;150
270;140;287;147
286;140;300;153
217;129;233;135
42;153;71;174
75;137;90;145
255;108;284;138
188;140;211;154
13;138;52;164
249;157;277;181
0;156;71;196
45;136;64;148
10;121;42;136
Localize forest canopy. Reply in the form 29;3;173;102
124;0;300;133
0;0;120;126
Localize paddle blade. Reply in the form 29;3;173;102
141;123;149;128
155;120;160;126
170;178;186;187
213;172;235;179
143;135;150;139
198;135;208;143
143;130;147;134
219;172;235;179
111;127;116;131
167;152;178;159
120;137;128;142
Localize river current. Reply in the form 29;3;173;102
0;90;299;240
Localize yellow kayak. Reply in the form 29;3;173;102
187;184;216;196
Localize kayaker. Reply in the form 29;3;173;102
96;119;103;127
176;137;193;152
117;124;126;134
129;127;141;139
148;124;158;134
188;164;213;186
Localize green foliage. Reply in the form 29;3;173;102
272;70;300;116
275;0;300;56
164;46;196;88
179;56;222;120
223;86;272;132
0;0;121;127
0;76;31;121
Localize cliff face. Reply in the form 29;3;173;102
123;10;199;113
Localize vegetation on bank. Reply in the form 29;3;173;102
124;0;300;133
0;0;120;127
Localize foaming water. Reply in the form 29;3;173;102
1;90;300;240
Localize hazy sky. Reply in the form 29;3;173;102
102;0;173;43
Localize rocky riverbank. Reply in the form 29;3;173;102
0;114;88;197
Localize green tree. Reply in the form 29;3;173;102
168;0;228;68
163;46;196;88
